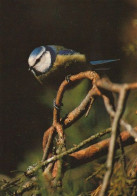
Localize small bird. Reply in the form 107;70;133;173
28;45;119;85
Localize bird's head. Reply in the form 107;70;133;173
28;46;52;75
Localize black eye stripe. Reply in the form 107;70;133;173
34;51;46;66
29;51;46;71
34;55;42;65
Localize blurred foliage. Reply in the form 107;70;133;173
123;40;137;56
108;161;137;196
123;91;137;127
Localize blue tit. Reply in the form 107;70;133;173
28;45;119;85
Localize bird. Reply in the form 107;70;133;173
28;45;119;85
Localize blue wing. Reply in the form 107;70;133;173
58;49;78;55
90;59;120;65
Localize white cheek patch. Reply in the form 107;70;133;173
34;51;51;73
28;57;35;67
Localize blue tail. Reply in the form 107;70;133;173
90;59;120;65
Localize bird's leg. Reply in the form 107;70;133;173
53;99;63;110
65;74;71;83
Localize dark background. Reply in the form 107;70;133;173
1;0;137;175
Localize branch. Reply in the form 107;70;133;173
99;87;127;196
69;127;137;167
42;71;137;193
96;78;137;92
1;71;137;195
20;127;137;177
43;71;100;150
1;127;137;194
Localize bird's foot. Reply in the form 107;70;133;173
53;99;63;110
65;74;71;83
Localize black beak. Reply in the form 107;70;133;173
28;67;33;71
28;68;43;85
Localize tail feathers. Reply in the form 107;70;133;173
90;59;120;65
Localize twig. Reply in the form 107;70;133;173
117;134;127;174
102;95;137;140
69;127;137;167
27;127;137;176
1;71;137;195
43;71;100;150
53;71;99;123
42;129;54;161
86;164;105;181
26;128;112;177
42;86;99;150
62;86;99;128
1;127;137;194
42;71;101;188
120;120;137;141
0;175;24;191
96;78;137;92
13;180;36;195
85;97;94;117
42;72;137;194
99;87;127;196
